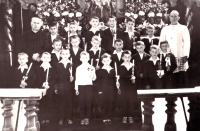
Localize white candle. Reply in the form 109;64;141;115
46;68;49;83
114;62;118;75
68;23;70;48
151;39;153;45
91;58;93;66
85;44;87;51
70;58;73;76
26;63;33;75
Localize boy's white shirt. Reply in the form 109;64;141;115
89;27;100;34
90;47;101;55
139;53;144;60
75;63;94;91
102;65;113;73
72;47;79;55
113;50;123;60
124;29;135;39
52;49;61;60
51;34;57;42
149;57;159;65
40;63;52;71
110;26;116;34
121;62;134;70
18;64;28;73
59;59;70;68
69;32;78;37
147;35;156;43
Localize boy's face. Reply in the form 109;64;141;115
102;57;111;66
160;43;168;53
114;42;123;51
69;24;77;33
122;54;132;63
91;40;100;49
18;55;28;66
150;48;158;57
71;38;80;48
41;54;51;63
80;55;90;63
126;21;135;30
52;41;62;51
61;50;70;60
108;18;116;28
136;45;145;54
146;28;154;36
89;18;99;28
49;25;58;35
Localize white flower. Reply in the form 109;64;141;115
77;26;82;31
43;12;50;17
37;3;42;7
68;13;74;18
54;12;60;17
37;7;42;11
156;13;162;17
62;11;69;16
76;12;82;17
139;11;145;16
148;12;155;17
125;12;131;17
52;10;57;15
133;14;138;19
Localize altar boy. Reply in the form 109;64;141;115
35;52;57;125
13;52;35;88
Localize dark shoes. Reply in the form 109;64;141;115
80;118;89;125
103;119;112;125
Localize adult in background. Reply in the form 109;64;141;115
21;16;49;66
159;10;190;88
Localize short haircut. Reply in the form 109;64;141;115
150;45;159;51
18;52;28;59
41;52;51;57
69;22;77;26
92;35;102;43
49;21;58;28
170;10;179;16
126;17;135;23
135;41;145;47
80;51;90;58
60;48;70;54
108;15;117;21
122;50;132;57
162;0;171;7
31;16;43;23
114;39;123;45
70;35;80;42
101;53;111;60
146;24;155;30
28;3;37;9
160;40;169;46
90;16;99;21
53;38;62;44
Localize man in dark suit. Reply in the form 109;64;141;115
102;15;122;54
121;18;140;55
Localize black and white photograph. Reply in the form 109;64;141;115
0;0;199;130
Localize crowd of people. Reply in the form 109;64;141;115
11;0;191;127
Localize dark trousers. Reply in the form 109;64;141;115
57;90;73;120
79;85;93;119
121;89;134;117
97;90;114;119
163;74;173;89
172;71;188;88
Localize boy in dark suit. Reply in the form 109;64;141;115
158;41;177;89
96;53;117;124
102;15;122;54
35;52;57;125
141;25;159;54
144;45;164;89
83;16;103;51
54;49;76;125
13;52;35;88
111;39;124;67
118;50;136;124
121;18;140;55
50;38;62;67
133;41;150;89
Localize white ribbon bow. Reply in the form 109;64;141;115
157;70;164;78
165;57;171;67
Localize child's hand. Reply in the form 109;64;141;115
42;89;47;96
131;79;135;84
140;73;143;78
116;75;120;80
70;76;74;82
76;90;79;95
43;82;49;89
118;89;121;94
146;85;150;89
32;53;39;61
55;90;58;94
37;57;41;62
99;92;102;94
95;66;100;70
116;82;120;89
20;81;27;88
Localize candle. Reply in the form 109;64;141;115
132;59;134;65
160;54;162;63
68;23;70;48
91;58;93;66
112;34;116;47
46;68;49;83
85;43;87;51
114;62;118;75
151;39;153;45
26;63;33;75
70;58;73;76
21;6;23;34
96;49;101;67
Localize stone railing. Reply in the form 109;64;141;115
137;88;200;131
0;88;45;131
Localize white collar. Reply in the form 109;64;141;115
51;34;57;37
59;59;70;68
89;27;100;34
40;63;52;71
124;29;135;34
147;35;155;40
18;64;28;70
102;66;113;73
170;23;180;26
110;27;116;32
149;57;159;65
69;32;78;37
51;49;61;54
113;50;123;54
90;47;100;52
121;62;134;70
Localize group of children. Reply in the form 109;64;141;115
13;15;177;126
